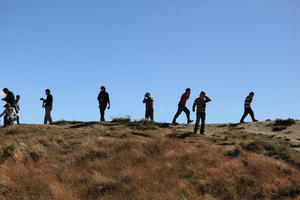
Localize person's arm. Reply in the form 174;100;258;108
143;97;147;104
205;96;212;102
192;99;197;112
107;93;110;109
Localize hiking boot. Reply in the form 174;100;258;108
240;121;245;123
253;120;258;122
187;120;193;124
172;122;178;126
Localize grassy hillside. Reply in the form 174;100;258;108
0;119;300;200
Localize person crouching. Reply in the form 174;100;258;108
0;103;17;127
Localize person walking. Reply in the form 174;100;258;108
143;92;154;121
172;88;193;125
240;92;258;123
40;89;53;124
2;88;15;108
192;91;212;135
0;103;17;127
97;86;110;122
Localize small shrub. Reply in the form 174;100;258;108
240;142;261;153
111;116;131;123
0;144;15;163
272;126;287;132
273;119;295;127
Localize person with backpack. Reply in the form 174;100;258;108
97;86;110;122
40;89;53;124
192;91;212;135
0;103;17;127
172;88;193;125
240;92;258;123
143;92;154;121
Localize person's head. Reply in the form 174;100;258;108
145;92;151;97
249;92;255;97
4;103;11;108
200;91;206;98
185;88;191;94
3;88;9;94
101;86;106;92
16;95;20;101
45;89;51;95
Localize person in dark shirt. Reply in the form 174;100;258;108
240;92;258;123
143;92;154;121
172;88;193;125
97;86;110;122
2;88;16;108
192;91;212;134
40;89;53;124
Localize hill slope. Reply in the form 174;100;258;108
0;119;300;200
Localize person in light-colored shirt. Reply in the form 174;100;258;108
0;103;17;127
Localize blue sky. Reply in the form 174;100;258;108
0;0;299;124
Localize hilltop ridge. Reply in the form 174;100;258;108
0;119;299;200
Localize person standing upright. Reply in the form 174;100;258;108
40;89;53;124
172;88;193;125
97;86;110;122
143;92;154;121
192;91;212;135
240;92;258;123
2;88;15;108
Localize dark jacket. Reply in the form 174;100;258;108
3;91;15;107
44;94;53;107
97;91;110;105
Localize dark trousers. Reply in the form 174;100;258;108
172;104;191;123
145;109;154;121
194;112;206;134
99;104;107;122
3;115;15;127
240;107;256;122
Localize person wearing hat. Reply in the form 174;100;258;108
2;88;16;108
192;91;212;135
0;103;17;127
240;92;258;123
40;89;53;124
143;92;154;121
97;86;110;122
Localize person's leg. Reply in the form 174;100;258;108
200;112;206;134
194;112;200;133
48;107;52;124
100;105;107;122
183;106;193;124
44;108;48;124
150;110;154;121
240;109;249;123
145;109;150;120
172;105;183;124
3;115;8;127
16;115;20;124
248;108;257;122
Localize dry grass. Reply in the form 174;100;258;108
0;121;299;200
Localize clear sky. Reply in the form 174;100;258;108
0;0;299;124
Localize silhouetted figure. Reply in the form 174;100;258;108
2;88;15;108
240;92;258;123
0;103;17;127
97;86;110;122
40;89;53;124
15;95;20;124
172;88;193;125
192;91;212;134
143;92;154;121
